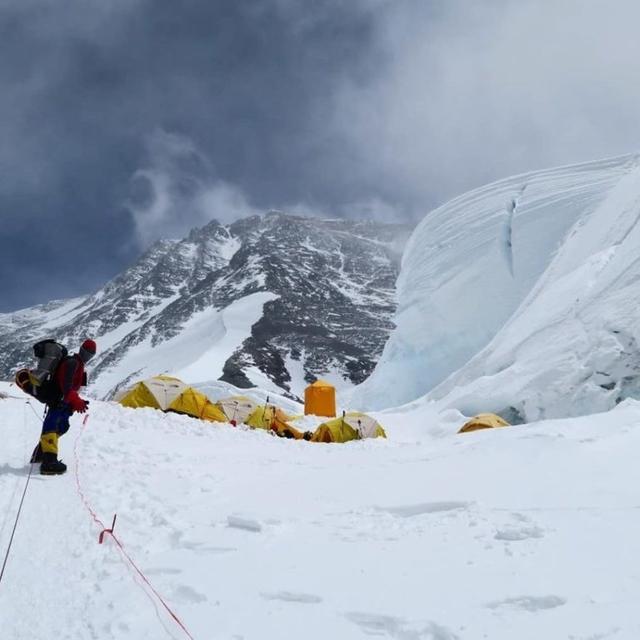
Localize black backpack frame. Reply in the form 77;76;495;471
15;340;70;407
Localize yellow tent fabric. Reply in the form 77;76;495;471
245;404;305;439
458;413;510;434
168;387;227;423
116;376;228;423
304;379;336;417
245;404;292;427
310;412;386;443
117;375;187;410
215;396;257;424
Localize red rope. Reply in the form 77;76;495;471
73;416;105;530
103;530;195;640
73;414;196;640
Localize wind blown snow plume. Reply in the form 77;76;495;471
127;130;260;246
354;154;640;420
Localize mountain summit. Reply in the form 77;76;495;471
0;212;411;399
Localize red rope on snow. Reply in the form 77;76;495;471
73;415;106;531
73;414;196;640
101;527;196;640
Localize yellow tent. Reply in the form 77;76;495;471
116;376;227;423
168;387;227;423
304;379;336;417
215;396;257;425
116;375;187;410
458;413;510;434
311;412;386;443
245;404;306;439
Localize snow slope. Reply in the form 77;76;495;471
96;292;277;397
354;154;640;420
2;384;640;639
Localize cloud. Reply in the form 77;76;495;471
3;0;640;310
126;130;260;246
331;0;640;208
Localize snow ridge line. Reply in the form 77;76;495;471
73;415;196;640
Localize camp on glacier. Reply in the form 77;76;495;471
3;154;640;639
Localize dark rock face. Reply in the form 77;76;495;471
0;212;412;399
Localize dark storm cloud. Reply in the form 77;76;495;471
0;0;386;310
2;0;640;311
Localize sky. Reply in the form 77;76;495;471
2;0;640;311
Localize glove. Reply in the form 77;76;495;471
70;395;89;413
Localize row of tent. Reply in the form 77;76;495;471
113;375;386;444
113;375;509;440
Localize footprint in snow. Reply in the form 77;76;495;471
260;591;323;604
380;501;472;518
486;595;566;612
169;531;237;553
172;584;208;604
345;612;459;639
494;525;545;541
227;515;262;532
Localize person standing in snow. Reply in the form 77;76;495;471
32;339;97;475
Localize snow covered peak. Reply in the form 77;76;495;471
354;153;640;419
0;212;410;400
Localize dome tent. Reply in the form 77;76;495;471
115;375;226;423
116;375;187;410
215;396;257;425
458;413;510;433
304;379;336;417
168;387;227;423
310;411;386;443
245;404;306;439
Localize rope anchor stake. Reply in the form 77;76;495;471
99;513;117;544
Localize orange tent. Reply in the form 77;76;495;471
304;379;336;417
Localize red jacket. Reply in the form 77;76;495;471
55;355;86;411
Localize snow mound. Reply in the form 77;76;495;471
354;154;640;420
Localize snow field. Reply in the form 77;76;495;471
2;385;640;639
95;291;277;398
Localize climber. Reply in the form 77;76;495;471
32;339;97;475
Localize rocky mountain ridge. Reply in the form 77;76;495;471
0;212;412;399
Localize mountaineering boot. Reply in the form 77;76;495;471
41;459;67;475
40;452;67;476
30;443;43;463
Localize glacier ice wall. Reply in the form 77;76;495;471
354;154;640;417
